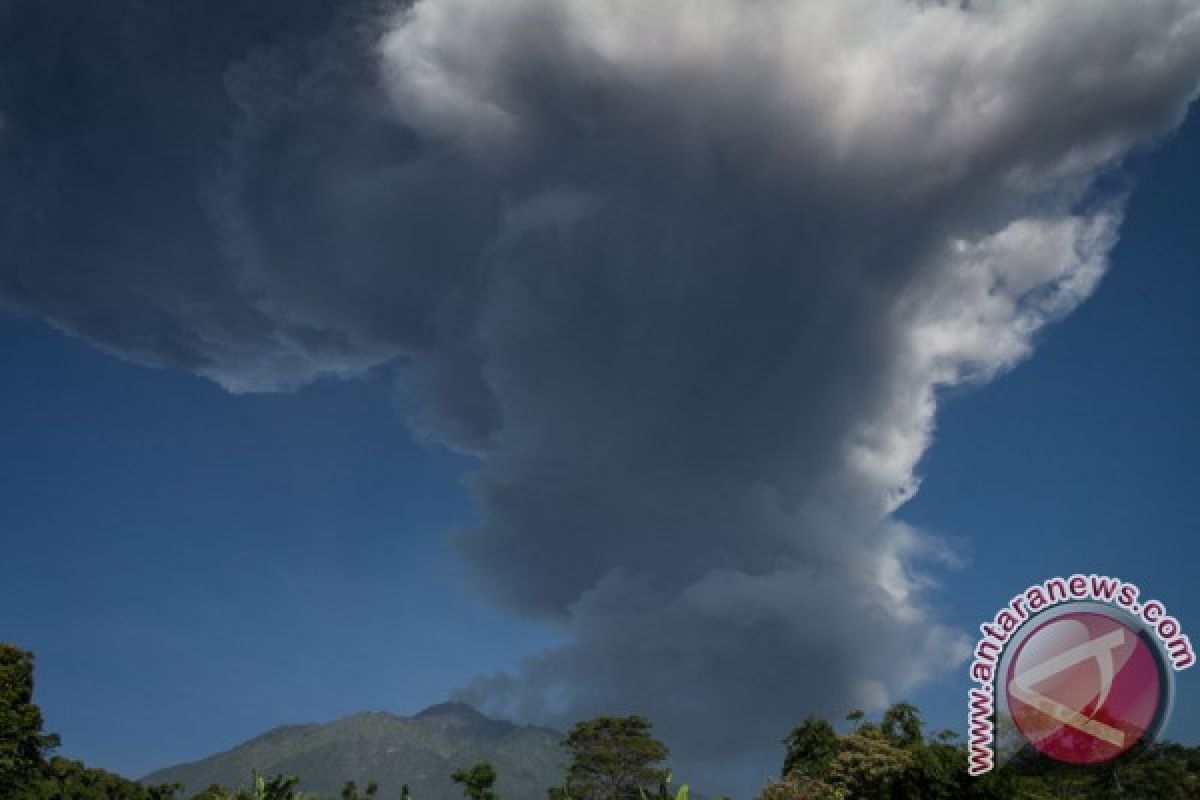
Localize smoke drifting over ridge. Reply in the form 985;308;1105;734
3;0;1200;786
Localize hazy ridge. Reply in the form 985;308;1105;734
142;703;565;799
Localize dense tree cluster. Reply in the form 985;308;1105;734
6;643;1200;799
766;704;1200;800
13;757;180;800
1;645;61;795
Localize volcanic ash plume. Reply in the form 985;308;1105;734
2;0;1199;788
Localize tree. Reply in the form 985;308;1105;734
825;726;911;798
561;716;669;800
340;779;379;800
782;716;838;778
893;739;965;800
758;773;844;800
880;702;923;748
17;756;179;800
768;704;1200;800
452;762;497;800
0;644;61;794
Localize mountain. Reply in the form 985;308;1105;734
142;703;566;799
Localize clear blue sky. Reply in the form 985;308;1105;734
2;35;1199;790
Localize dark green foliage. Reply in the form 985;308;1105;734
182;772;380;800
254;773;304;800
0;644;61;794
561;716;669;800
758;773;843;800
182;772;307;800
769;702;1200;800
636;770;688;800
340;779;379;800
782;717;838;778
16;756;180;800
879;702;922;748
451;762;496;800
984;739;1200;799
189;785;235;800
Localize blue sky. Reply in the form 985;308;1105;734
2;2;1200;792
0;315;564;774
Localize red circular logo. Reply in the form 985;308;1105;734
1005;610;1166;765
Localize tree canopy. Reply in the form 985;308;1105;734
1;644;61;795
451;763;496;800
764;701;1200;800
560;716;669;800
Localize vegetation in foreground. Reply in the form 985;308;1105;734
5;643;1200;799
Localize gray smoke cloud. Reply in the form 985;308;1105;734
3;0;1200;791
